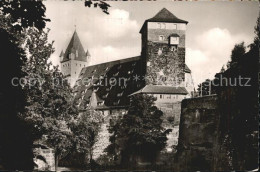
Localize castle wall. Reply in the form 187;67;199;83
176;95;220;171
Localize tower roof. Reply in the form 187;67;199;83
140;8;188;33
148;8;188;23
86;50;91;57
61;31;88;62
59;50;64;57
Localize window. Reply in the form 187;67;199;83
80;64;81;67
170;37;179;45
76;63;77;66
167;95;171;99
173;24;177;29
159;35;164;41
75;72;76;74
172;37;177;41
160;95;163;99
170;46;177;52
158;47;163;55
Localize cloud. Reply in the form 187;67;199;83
45;4;140;67
187;27;252;87
102;9;139;38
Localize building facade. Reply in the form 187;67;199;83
60;8;194;161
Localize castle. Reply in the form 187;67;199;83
59;8;194;156
59;8;194;108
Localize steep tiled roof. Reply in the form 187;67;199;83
73;56;145;110
140;8;188;33
61;31;88;62
148;8;188;23
130;85;188;96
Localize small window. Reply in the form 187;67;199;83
76;63;77;66
160;95;163;99
75;72;76;74
80;64;81;67
158;48;163;55
172;37;177;41
159;35;164;41
173;24;177;29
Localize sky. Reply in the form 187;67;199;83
44;1;259;87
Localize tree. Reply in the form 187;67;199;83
84;0;111;14
106;94;171;167
0;1;50;169
228;42;246;69
220;65;226;73
69;108;103;169
21;27;78;170
0;0;50;31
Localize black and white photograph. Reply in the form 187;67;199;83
0;0;259;171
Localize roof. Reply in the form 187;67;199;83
185;64;191;73
169;33;180;37
140;8;188;33
61;31;88;62
130;85;188;96
73;56;146;110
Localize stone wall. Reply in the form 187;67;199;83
146;42;185;85
176;95;220;171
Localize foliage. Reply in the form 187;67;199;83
0;1;49;170
0;0;50;31
20;27;79;170
84;0;111;14
197;79;216;96
213;16;259;170
106;94;171;166
69;108;103;168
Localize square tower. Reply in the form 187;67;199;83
60;31;90;87
140;8;188;86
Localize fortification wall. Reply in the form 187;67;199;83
176;95;220;171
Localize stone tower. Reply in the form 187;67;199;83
140;8;188;86
60;31;90;87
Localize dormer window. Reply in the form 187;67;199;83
159;35;165;41
97;101;104;106
169;34;180;45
